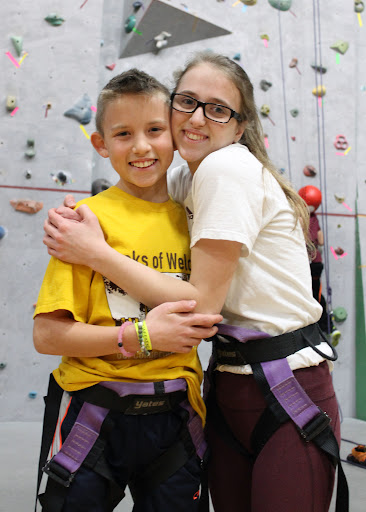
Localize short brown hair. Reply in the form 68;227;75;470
95;68;170;135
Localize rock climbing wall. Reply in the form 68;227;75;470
1;0;365;421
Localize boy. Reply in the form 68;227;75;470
33;69;221;512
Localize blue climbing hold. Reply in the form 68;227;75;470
268;0;292;11
64;93;92;124
0;226;6;240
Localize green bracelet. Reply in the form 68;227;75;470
134;320;152;356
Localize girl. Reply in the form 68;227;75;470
44;52;343;512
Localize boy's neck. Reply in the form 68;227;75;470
115;179;169;203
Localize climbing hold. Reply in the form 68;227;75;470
51;171;73;186
64;93;92;124
125;15;136;33
347;444;366;466
233;53;241;61
154;31;172;50
260;34;269;41
311;63;327;74
260;80;272;91
241;0;258;5
332;307;347;323
0;226;6;240
289;58;298;68
25;139;36;158
334;193;345;204
330;40;349;55
334;247;344;256
278;168;286;174
10;199;43;214
312;85;326;97
298;186;322;211
291;136;296;141
290;109;299;117
337;224;342;228
6;95;17;111
133;1;143;10
260;104;271;116
0;362;7;369
334;135;348;150
28;391;37;399
303;165;317;177
11;36;23;56
45;13;65;26
92;178;113;196
268;0;292;11
106;63;116;70
354;1;365;13
24;170;32;179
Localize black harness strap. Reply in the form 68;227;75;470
35;374;64;512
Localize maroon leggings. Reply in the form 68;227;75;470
206;362;340;512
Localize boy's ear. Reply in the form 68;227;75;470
91;132;109;158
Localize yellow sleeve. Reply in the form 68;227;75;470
34;256;94;322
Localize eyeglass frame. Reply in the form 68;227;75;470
170;93;243;124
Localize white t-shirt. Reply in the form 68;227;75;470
168;144;332;374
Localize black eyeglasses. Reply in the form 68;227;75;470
171;93;242;124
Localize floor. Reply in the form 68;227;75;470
0;417;365;511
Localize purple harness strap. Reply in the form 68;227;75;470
216;324;321;430
261;359;321;429
46;378;199;481
180;401;207;460
52;402;109;474
100;378;187;396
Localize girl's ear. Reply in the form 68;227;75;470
234;120;247;143
91;132;109;158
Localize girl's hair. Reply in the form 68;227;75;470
172;52;312;248
95;68;170;135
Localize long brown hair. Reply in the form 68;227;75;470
172;52;312;248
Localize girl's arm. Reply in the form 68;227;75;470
44;205;242;314
33;301;223;356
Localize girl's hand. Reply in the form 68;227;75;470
43;204;107;266
144;300;223;353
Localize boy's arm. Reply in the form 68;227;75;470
33;302;222;356
44;206;241;315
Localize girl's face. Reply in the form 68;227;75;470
171;63;246;174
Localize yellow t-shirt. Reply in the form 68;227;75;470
34;186;205;423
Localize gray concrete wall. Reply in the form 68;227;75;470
1;0;365;421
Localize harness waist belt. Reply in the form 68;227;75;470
213;323;323;366
73;379;187;414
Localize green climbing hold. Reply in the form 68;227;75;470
11;36;23;56
355;1;365;13
311;63;327;74
330;40;349;55
333;307;348;323
268;0;292;11
125;15;136;33
45;14;65;26
290;109;299;117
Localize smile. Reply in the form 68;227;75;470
130;160;156;168
184;131;207;141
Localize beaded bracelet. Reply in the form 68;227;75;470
117;321;136;357
134;320;152;356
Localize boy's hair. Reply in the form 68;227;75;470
95;68;170;135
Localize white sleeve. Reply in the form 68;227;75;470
167;165;192;204
190;146;264;255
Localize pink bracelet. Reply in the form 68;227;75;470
117;322;135;357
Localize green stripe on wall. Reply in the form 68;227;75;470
355;198;366;420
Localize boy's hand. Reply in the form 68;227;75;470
43;204;106;266
142;301;223;353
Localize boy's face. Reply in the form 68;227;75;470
91;93;173;202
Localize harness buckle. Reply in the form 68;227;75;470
42;457;75;487
299;409;331;442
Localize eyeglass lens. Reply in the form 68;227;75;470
172;94;233;122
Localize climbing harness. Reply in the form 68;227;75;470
204;322;349;512
36;376;206;512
